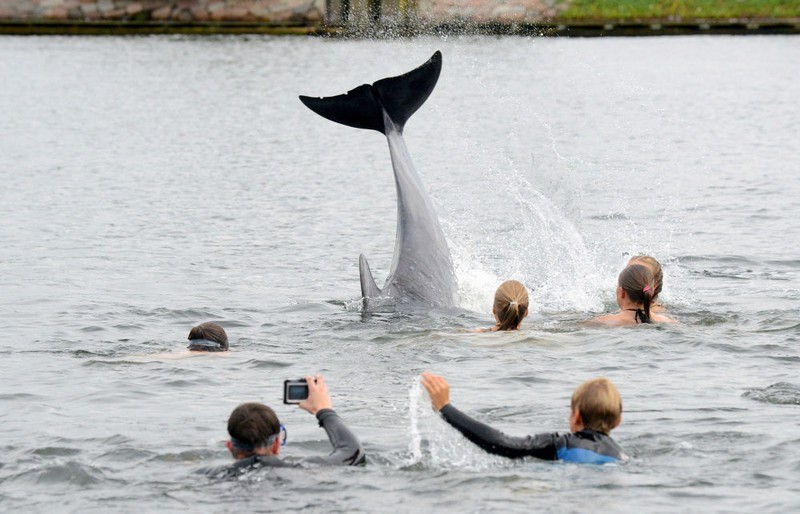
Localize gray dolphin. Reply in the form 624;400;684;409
299;51;457;310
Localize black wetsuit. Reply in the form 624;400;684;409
440;404;626;464
203;409;365;478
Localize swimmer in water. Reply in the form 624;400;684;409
130;322;230;360
472;280;529;332
199;374;365;478
421;373;627;463
187;321;229;352
587;264;675;326
627;254;665;312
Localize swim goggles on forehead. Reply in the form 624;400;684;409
186;338;225;351
230;425;287;452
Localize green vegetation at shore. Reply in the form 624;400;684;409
559;0;800;20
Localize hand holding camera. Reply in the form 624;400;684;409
283;374;332;415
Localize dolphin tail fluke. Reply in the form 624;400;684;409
299;84;385;133
373;50;441;133
299;50;442;135
359;254;382;300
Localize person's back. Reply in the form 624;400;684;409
203;375;365;479
421;373;627;464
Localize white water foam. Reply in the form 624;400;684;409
444;153;606;315
406;378;506;470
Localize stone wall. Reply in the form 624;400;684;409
419;0;558;23
2;0;794;35
0;0;559;25
0;0;325;23
323;0;558;26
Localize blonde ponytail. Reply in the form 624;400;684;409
494;280;529;331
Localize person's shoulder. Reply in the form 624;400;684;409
653;313;678;324
585;313;631;327
201;456;297;479
562;431;627;461
468;326;496;333
594;432;628;460
584;315;611;327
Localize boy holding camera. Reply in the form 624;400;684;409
421;373;627;464
205;375;365;478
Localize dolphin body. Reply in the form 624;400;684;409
299;51;457;310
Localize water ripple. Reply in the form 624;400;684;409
4;461;106;487
743;383;800;405
244;359;292;370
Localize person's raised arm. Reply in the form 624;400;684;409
421;372;558;460
300;375;365;466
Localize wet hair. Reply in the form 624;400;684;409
571;378;622;434
493;280;529;331
227;402;280;454
618;264;655;324
187;322;229;351
628;255;663;300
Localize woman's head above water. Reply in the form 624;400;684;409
617;264;655;324
493;280;529;331
187;322;229;352
627;255;663;301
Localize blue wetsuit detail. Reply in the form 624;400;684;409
557;446;618;464
439;404;625;464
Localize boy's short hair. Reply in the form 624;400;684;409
571;378;622;434
228;403;280;450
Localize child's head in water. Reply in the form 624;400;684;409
187;322;229;352
627;255;663;301
570;378;622;434
493;280;529;331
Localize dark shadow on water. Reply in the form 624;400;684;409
243;358;292;369
743;382;800;405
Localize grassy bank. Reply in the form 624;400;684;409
558;0;800;20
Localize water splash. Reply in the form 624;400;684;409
407;378;506;470
445;153;604;315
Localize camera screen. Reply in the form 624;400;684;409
287;384;309;401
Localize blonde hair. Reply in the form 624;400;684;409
493;280;529;331
571;378;622;434
628;255;663;300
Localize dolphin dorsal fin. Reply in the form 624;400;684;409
359;254;382;299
